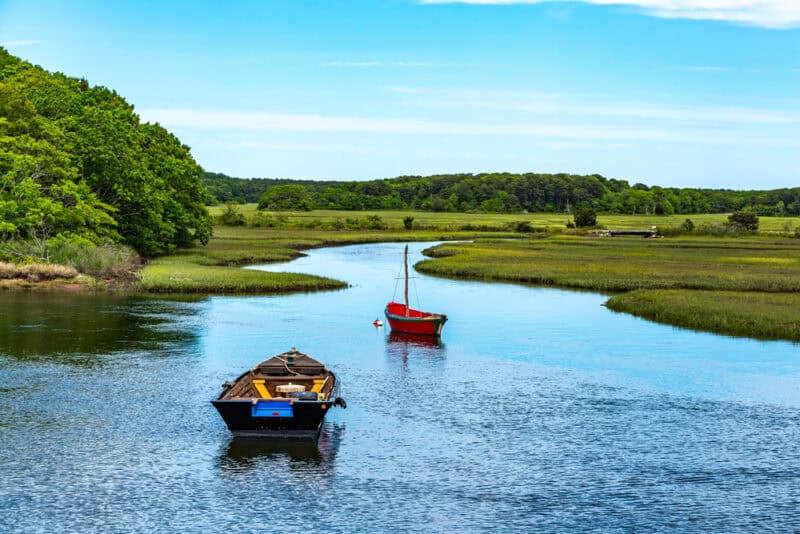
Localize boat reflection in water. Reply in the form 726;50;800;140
386;332;446;369
387;332;444;348
218;422;344;471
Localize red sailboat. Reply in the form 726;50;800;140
384;245;447;336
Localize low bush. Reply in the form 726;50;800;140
48;242;140;279
218;202;247;226
573;208;597;227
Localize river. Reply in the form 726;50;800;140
1;241;799;531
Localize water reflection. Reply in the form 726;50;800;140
385;332;446;371
218;423;344;471
0;292;203;364
387;332;444;348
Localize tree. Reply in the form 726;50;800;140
728;210;759;231
0;48;212;256
573;207;597;227
258;185;313;211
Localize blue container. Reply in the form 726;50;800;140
251;400;294;418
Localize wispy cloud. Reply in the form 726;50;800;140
419;1;800;29
388;86;800;125
238;141;367;153
140;107;795;146
0;39;41;47
326;60;432;67
677;65;731;72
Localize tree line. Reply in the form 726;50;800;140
0;48;211;257
204;172;800;216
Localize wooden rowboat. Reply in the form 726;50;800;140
212;348;346;439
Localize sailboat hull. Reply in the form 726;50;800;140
384;302;447;336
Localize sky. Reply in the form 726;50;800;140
0;0;798;189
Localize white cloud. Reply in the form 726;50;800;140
237;141;367;153
326;60;432;68
419;1;800;29
326;61;382;67
140;107;795;146
0;39;41;47
388;86;800;124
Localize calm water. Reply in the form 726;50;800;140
2;242;800;532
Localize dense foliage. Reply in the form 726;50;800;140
0;48;211;256
204;171;800;216
728;210;759;231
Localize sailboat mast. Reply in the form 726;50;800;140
404;244;410;317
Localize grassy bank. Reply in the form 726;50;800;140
138;225;515;294
606;290;800;342
416;236;800;292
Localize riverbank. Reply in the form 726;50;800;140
416;236;800;342
137;225;514;294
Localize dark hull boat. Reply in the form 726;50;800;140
384;245;447;337
212;348;346;439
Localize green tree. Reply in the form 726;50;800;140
258;185;313;211
0;48;211;256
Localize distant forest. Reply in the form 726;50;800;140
203;172;800;216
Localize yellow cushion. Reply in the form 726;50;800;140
311;379;325;393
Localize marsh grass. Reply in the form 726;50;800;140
416;236;800;292
0;261;79;281
606;290;800;342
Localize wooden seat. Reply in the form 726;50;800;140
311;378;326;393
252;379;271;399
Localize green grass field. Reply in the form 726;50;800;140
208;204;800;233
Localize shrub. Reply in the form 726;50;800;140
218;202;247;226
728;210;759;232
514;221;533;233
403;216;415;230
250;212;277;228
366;214;388;230
48;242;139;279
573;208;597;228
566;220;576;229
682;218;695;232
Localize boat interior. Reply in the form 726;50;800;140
385;301;443;319
220;372;334;401
219;349;335;402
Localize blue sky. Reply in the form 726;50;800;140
1;0;798;188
